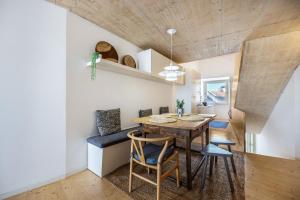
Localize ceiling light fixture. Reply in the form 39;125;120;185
159;28;185;81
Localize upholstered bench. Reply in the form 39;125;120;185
87;127;142;148
87;108;141;177
87;127;141;177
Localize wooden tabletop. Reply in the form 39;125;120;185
133;114;216;131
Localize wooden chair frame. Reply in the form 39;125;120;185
127;130;180;200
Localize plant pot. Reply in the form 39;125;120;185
177;108;184;117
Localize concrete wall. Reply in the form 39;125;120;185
256;66;300;159
0;0;66;198
66;12;173;175
236;32;300;134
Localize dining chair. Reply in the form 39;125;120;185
127;130;180;200
210;138;237;174
139;108;153;118
200;144;235;192
159;106;169;114
138;108;159;137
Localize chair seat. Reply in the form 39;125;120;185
203;144;232;157
209;121;229;128
210;138;235;145
133;143;174;165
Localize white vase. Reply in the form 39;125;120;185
177;108;183;117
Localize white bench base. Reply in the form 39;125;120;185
88;140;131;177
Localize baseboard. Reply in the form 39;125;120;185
0;174;65;200
0;166;88;200
65;167;87;178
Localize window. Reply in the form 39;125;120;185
201;77;230;105
246;132;256;153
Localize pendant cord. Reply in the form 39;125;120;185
170;33;173;66
159;28;184;80
220;0;223;56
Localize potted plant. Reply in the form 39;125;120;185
90;52;101;80
200;95;207;106
176;99;185;117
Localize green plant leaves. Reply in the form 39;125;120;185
176;99;184;109
91;52;99;80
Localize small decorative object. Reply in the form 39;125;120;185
199;95;207;106
177;109;183;117
122;55;136;68
176;99;185;117
90;52;100;80
95;41;118;63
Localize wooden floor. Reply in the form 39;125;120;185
7;125;300;200
8;154;300;200
7;171;131;200
245;153;300;200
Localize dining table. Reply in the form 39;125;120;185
133;113;216;190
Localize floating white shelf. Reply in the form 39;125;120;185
87;58;184;85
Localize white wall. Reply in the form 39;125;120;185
295;66;300;160
67;12;173;175
0;0;66;198
183;53;236;79
173;67;200;113
179;53;238;119
256;66;300;159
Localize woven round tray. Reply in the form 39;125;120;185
122;55;136;68
149;118;177;124
95;41;118;63
178;115;205;122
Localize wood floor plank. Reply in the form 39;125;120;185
245;153;300;200
8;138;300;200
7;171;132;200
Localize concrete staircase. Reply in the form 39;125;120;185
235;30;300;133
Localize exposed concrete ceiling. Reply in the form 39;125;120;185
50;0;300;63
235;31;300;133
48;0;300;134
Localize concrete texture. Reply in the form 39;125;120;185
49;0;300;63
235;31;300;133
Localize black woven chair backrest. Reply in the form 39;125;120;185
159;107;169;114
139;109;153;117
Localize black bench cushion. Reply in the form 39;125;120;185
87;127;142;148
96;108;121;136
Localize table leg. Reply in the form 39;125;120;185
205;125;210;145
142;125;147;145
185;131;192;190
201;128;204;150
142;125;145;137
